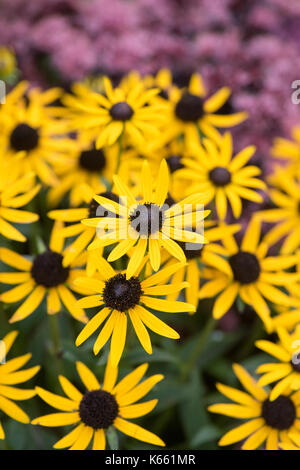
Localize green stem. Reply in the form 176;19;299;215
180;316;216;382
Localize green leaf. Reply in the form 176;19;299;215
107;426;119;450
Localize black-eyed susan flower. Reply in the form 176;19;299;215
0;330;40;439
0;222;88;323
32;359;164;450
47;131;132;207
0;164;40;242
63;78;167;149
83;159;210;278
208;363;300;450
0;82;73;186
75;256;194;366
177;132;265;220
198;217;299;331
255;326;300;401
258;173;300;254
161;73;247;144
48;191;121;275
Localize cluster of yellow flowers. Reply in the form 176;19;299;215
0;70;300;450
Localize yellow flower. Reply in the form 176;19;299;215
75;256;194;366
0;222;89;323
47;131;132;207
208;363;300;450
63;77;168;148
258;173;300;254
161;72;247;144
32;359;165;450
83;159;210;278
0;330;40;439
0;82;73;186
198;217;299;331
0;164;40;242
177;132;265;220
48;191;121;275
255;326;300;401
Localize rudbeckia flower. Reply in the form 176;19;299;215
0;166;40;242
0;82;73;186
32;360;165;450
258;173;300;254
75;256;194;366
83;159;210;279
63;78;167;148
177;132;265;220
48;191;121;275
0;222;88;323
162;73;247;144
198;217;299;331
208;363;300;450
47;132;131;207
0;330;40;439
255;326;300;401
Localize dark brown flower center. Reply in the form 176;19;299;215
10;123;39;151
31;251;69;287
229;251;260;284
209;167;232;186
175;92;204;122
88;191;120;219
79;390;119;429
110;101;133;121
129;203;164;236
166;155;184;173
79;147;106;173
103;273;143;312
262;396;296;430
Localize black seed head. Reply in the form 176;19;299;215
229;251;260;284
79;148;106;173
166;155;184;173
79;390;119;429
262;396;296;430
103;273;143;312
129;203;164;236
109;102;134;121
209;167;232;186
31;251;69;287
175;92;204;122
10;123;39;151
291;353;300;373
88;191;120;219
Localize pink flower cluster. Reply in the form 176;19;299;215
1;0;300;156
